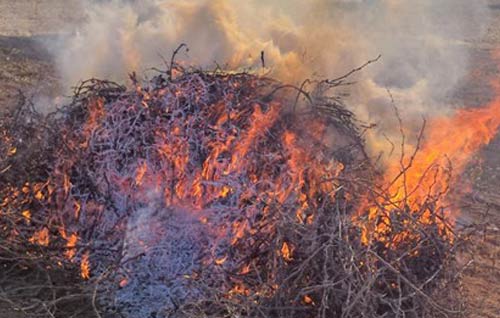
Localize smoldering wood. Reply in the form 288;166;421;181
0;63;465;318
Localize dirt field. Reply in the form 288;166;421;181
0;0;83;107
0;1;498;317
453;3;500;318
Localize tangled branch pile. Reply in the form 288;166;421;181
0;64;463;317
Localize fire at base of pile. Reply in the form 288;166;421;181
0;66;462;317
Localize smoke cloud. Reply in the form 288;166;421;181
47;0;490;157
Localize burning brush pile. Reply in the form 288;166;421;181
0;60;464;317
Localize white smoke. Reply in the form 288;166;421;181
46;0;491;155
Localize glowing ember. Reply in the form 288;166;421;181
81;251;90;280
63;231;78;260
280;242;293;261
29;228;49;247
21;209;31;223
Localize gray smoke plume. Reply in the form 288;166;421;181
46;0;490;156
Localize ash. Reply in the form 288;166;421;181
117;201;211;316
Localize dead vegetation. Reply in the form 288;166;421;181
0;56;470;317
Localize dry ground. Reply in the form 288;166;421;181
0;1;498;317
453;3;500;318
0;0;83;106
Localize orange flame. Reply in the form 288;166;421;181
64;233;78;260
29;228;49;247
21;209;31;224
387;93;500;207
280;242;293;261
135;162;148;186
361;82;500;245
81;251;90;280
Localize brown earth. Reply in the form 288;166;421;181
453;3;500;318
0;1;498;317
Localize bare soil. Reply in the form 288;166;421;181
0;1;498;317
452;3;500;317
